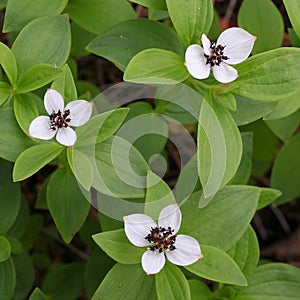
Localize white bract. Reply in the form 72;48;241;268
29;89;93;146
185;27;256;83
123;203;202;275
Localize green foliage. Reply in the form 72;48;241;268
156;262;191;300
238;0;284;54
47;167;90;243
66;0;135;35
0;0;300;298
87;19;184;71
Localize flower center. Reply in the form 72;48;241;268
49;109;71;130
145;226;176;253
204;41;229;66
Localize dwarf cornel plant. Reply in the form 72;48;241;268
0;0;300;299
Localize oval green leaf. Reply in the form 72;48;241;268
92;263;156;300
13;93;39;135
0;108;35;162
232;48;300;101
87;18;184;71
0;258;16;300
47;167;90;243
66;0;135;35
0;236;11;262
166;0;213;48
0;42;17;85
233;263;300;300
0;160;21;234
238;0;284;54
12;15;71;74
124;48;189;85
180;186;260;250
185;245;247;286
156;262;191;300
3;0;68;32
13;144;64;182
92;229;144;264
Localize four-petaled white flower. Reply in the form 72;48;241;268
29;89;93;146
185;27;256;83
123;203;203;275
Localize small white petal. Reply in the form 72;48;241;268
185;44;210;80
44;89;64;115
123;214;157;247
56;127;77;146
65;100;93;127
165;235;202;266
142;250;165;274
217;27;255;65
158;204;181;235
29;116;56;140
212;62;238;83
201;34;211;56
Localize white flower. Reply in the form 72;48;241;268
185;27;256;83
29;89;93;146
123;204;202;275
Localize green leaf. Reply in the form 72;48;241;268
238;0;284;54
156;262;191;300
0;160;21;234
271;132;300;205
257;187;282;210
265;110;300;142
263;90;300;120
175;154;201;202
47;167;90;243
13;144;64;182
216;92;236;111
3;0;68;32
87;19;184;71
13;93;39;135
42;263;84;300
283;0;300;40
233;263;300;300
231;95;275;126
74;108;130;147
0;82;12;106
124;49;189;85
166;0;214;48
0;108;35;162
0;258;16;300
198;94;242;204
188;280;211;300
51;64;77;102
84;249;115;299
185;245;247;286
70;109;130;190
66;0;135;35
226;226;259;277
92;229;144;264
231;132;253;185
288;27;300;47
12;251;34;299
131;0;166;10
92;263;156;300
0;236;11;262
8;196;30;239
29;288;47;300
180;186;260;250
67;148;93;191
231;48;300;101
16;64;63;93
94;136;149;198
12;15;71;74
145;171;176;220
0;42;17;85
